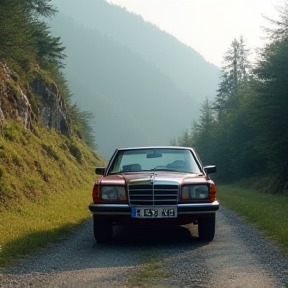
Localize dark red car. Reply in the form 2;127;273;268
89;146;219;243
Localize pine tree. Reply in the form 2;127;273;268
0;0;37;62
247;1;288;190
262;1;288;41
0;0;97;150
215;36;250;112
32;21;66;68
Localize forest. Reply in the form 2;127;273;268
173;3;288;194
0;0;96;149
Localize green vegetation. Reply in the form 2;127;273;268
217;185;288;256
0;124;104;268
0;0;102;269
127;251;169;287
127;262;169;288
173;2;288;194
0;0;96;150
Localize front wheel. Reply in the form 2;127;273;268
198;214;215;241
93;216;113;243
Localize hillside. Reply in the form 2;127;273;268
0;61;104;266
0;121;103;267
0;0;108;266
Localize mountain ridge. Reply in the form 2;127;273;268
49;0;220;158
52;0;219;101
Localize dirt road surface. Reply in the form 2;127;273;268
1;206;288;288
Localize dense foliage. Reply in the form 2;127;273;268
173;1;288;193
0;0;96;149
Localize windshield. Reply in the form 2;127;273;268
107;148;202;174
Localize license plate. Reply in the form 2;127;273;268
131;207;177;218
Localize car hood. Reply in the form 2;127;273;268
99;172;210;186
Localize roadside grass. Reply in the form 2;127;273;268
217;185;288;257
127;262;169;288
127;250;169;287
0;186;92;268
0;123;104;269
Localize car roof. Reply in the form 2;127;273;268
116;146;194;151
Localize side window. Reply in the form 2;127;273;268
189;150;202;172
109;152;123;173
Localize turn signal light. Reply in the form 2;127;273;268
210;183;216;201
92;183;100;203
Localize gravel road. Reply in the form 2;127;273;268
1;206;288;288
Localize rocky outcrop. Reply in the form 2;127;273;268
0;62;70;135
0;62;31;130
32;77;70;136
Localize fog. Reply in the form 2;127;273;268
50;0;219;159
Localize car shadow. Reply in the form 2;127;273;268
89;223;210;259
110;224;199;247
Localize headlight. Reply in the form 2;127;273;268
100;186;126;201
181;185;209;200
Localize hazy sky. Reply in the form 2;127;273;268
107;0;282;67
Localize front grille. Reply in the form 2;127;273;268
128;183;179;206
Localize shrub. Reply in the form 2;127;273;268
68;143;82;163
3;123;20;141
41;143;60;161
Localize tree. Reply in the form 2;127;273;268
0;0;97;151
0;0;37;62
215;36;250;111
193;98;217;164
248;39;288;189
175;98;217;165
245;1;288;190
0;0;60;67
24;0;56;19
262;1;288;42
70;104;97;150
32;21;66;68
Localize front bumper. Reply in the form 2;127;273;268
88;201;219;216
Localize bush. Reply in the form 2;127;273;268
68;143;82;163
3;123;20;141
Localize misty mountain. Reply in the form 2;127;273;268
52;0;219;102
48;1;220;159
49;14;200;159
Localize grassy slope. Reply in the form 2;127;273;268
217;185;288;257
0;122;104;268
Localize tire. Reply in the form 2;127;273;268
198;214;216;241
93;216;113;243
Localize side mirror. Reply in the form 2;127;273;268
204;165;217;174
95;167;105;175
